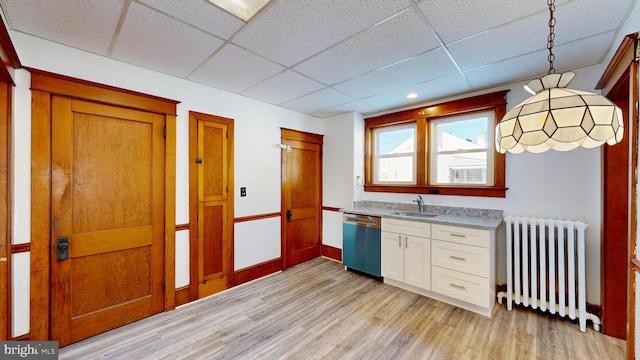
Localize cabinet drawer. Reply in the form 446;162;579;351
431;224;489;248
432;266;489;308
431;240;489;278
382;218;430;238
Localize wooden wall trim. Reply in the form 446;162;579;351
596;33;638;91
29;72;177;341
233;258;282;287
175;224;189;231
322;206;341;212
174;287;191;308
0;82;10;340
10;244;29;253
28;68;179;115
321;245;342;262
234;212;280;223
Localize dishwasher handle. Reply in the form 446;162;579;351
343;214;381;229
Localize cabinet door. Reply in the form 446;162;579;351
404;235;430;290
381;231;404;282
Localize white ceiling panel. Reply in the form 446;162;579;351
0;0;634;118
189;44;284;93
447;11;550;71
464;51;550;90
241;70;325;105
294;8;440;85
420;0;569;44
139;0;245;39
231;0;411;67
112;2;224;78
334;47;458;99
311;101;380;119
363;74;473;111
281;88;354;114
0;0;125;55
552;0;634;44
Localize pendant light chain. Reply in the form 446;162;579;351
547;0;556;74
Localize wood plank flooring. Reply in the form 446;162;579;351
59;257;626;359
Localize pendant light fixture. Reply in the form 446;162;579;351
495;0;623;154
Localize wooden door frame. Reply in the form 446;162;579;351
29;69;178;340
188;111;235;301
596;32;639;353
280;128;323;269
0;19;21;340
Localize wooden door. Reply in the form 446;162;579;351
282;129;323;268
195;114;233;298
50;98;165;346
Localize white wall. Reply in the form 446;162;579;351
9;32;323;336
321;63;608;305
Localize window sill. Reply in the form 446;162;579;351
364;184;508;198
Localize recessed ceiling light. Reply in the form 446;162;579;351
406;93;418;99
208;0;271;21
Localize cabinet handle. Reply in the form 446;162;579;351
449;255;466;261
450;283;466;290
450;233;466;238
405;235;408;248
398;234;402;247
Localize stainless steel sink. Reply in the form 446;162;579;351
390;211;437;218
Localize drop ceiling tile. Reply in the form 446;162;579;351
311;101;379;118
464;51;549;90
465;30;615;91
281;88;354;114
418;0;569;44
294;8;440;85
552;0;633;45
139;0;245;39
0;0;125;55
334;47;457;99
112;2;224;78
241;70;325;105
232;0;411;66
362;74;472;112
189;44;285;93
447;11;550;71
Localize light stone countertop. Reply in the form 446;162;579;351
342;201;503;230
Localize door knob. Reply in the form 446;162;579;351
57;237;69;261
286;210;293;222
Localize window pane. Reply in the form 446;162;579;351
377;156;414;183
434;153;487;184
435;116;489;151
376;126;414;155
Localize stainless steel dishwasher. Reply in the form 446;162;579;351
342;213;382;279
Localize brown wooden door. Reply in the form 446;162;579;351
282;129;323;269
50;98;165;346
195;114;233;298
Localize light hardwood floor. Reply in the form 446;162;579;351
59;257;625;359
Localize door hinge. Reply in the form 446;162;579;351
163;126;167;139
162;279;166;294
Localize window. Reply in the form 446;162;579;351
364;91;507;197
430;112;494;186
373;124;416;184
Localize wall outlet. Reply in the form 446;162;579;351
240;187;246;197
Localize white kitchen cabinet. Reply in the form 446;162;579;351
431;223;495;315
381;218;496;317
381;218;430;291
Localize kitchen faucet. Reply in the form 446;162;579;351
413;195;424;213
